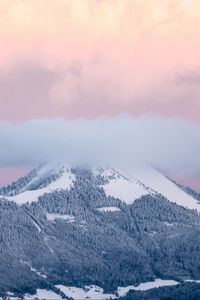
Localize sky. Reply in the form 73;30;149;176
0;0;200;189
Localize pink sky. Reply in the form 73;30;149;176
0;0;200;189
0;166;30;188
0;0;199;122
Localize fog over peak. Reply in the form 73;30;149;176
0;116;200;178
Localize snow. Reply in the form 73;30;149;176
5;292;21;300
100;168;148;204
1;163;199;211
20;261;46;279
8;280;200;300
44;236;54;254
96;168;121;180
46;213;75;223
56;280;180;299
163;221;176;227
30;266;47;279
97;206;121;212
45;171;74;190
101;166;200;211
0;170;75;205
56;285;116;300
24;289;62;300
103;177;148;204
185;279;200;283
117;279;179;297
31;219;42;232
129;166;200;211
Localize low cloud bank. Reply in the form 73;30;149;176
0;116;200;177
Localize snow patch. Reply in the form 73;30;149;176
4;292;21;300
117;279;179;297
56;285;116;300
99;167;148;204
24;289;62;300
97;206;121;212
163;221;175;227
20;261;46;279
31;219;42;232
46;213;75;223
30;266;47;279
56;279;180;299
102;177;148;204
185;279;200;283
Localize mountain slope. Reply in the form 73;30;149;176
1;164;199;211
95;166;200;211
0;164;199;298
0;164;75;204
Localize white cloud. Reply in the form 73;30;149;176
0;116;199;177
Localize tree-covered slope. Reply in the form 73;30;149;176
0;166;199;298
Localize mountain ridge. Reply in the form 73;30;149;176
0;163;199;211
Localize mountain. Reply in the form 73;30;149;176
1;164;199;210
0;164;200;299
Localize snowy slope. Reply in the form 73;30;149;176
56;280;179;299
99;166;200;212
117;279;179;297
0;167;75;205
129;167;200;211
0;163;199;211
97;168;149;204
56;285;116;300
97;206;121;212
25;289;63;300
46;213;75;223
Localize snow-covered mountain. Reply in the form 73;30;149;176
97;166;200;211
0;164;75;205
0;164;200;299
1;163;199;211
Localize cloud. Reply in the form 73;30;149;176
176;70;200;85
0;116;200;177
0;68;57;120
0;0;200;121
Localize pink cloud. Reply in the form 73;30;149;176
0;0;199;122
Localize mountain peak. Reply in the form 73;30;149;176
0;163;200;211
0;163;75;205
